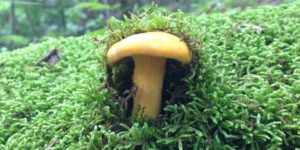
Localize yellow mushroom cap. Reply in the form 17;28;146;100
106;32;191;66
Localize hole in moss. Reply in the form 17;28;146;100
278;59;294;75
108;58;191;118
265;36;273;45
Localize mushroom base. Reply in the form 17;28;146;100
107;56;191;120
132;55;166;118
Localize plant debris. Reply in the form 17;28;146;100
239;22;264;33
36;48;61;66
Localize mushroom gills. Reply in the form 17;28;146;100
132;55;166;118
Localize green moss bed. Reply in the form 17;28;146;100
1;3;300;150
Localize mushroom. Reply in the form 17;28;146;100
106;31;191;118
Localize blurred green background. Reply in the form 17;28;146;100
0;0;296;52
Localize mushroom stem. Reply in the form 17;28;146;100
132;55;166;118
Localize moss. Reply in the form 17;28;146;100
0;37;115;149
1;2;300;149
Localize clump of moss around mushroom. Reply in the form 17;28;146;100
100;6;202;121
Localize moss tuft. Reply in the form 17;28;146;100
101;5;202;120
